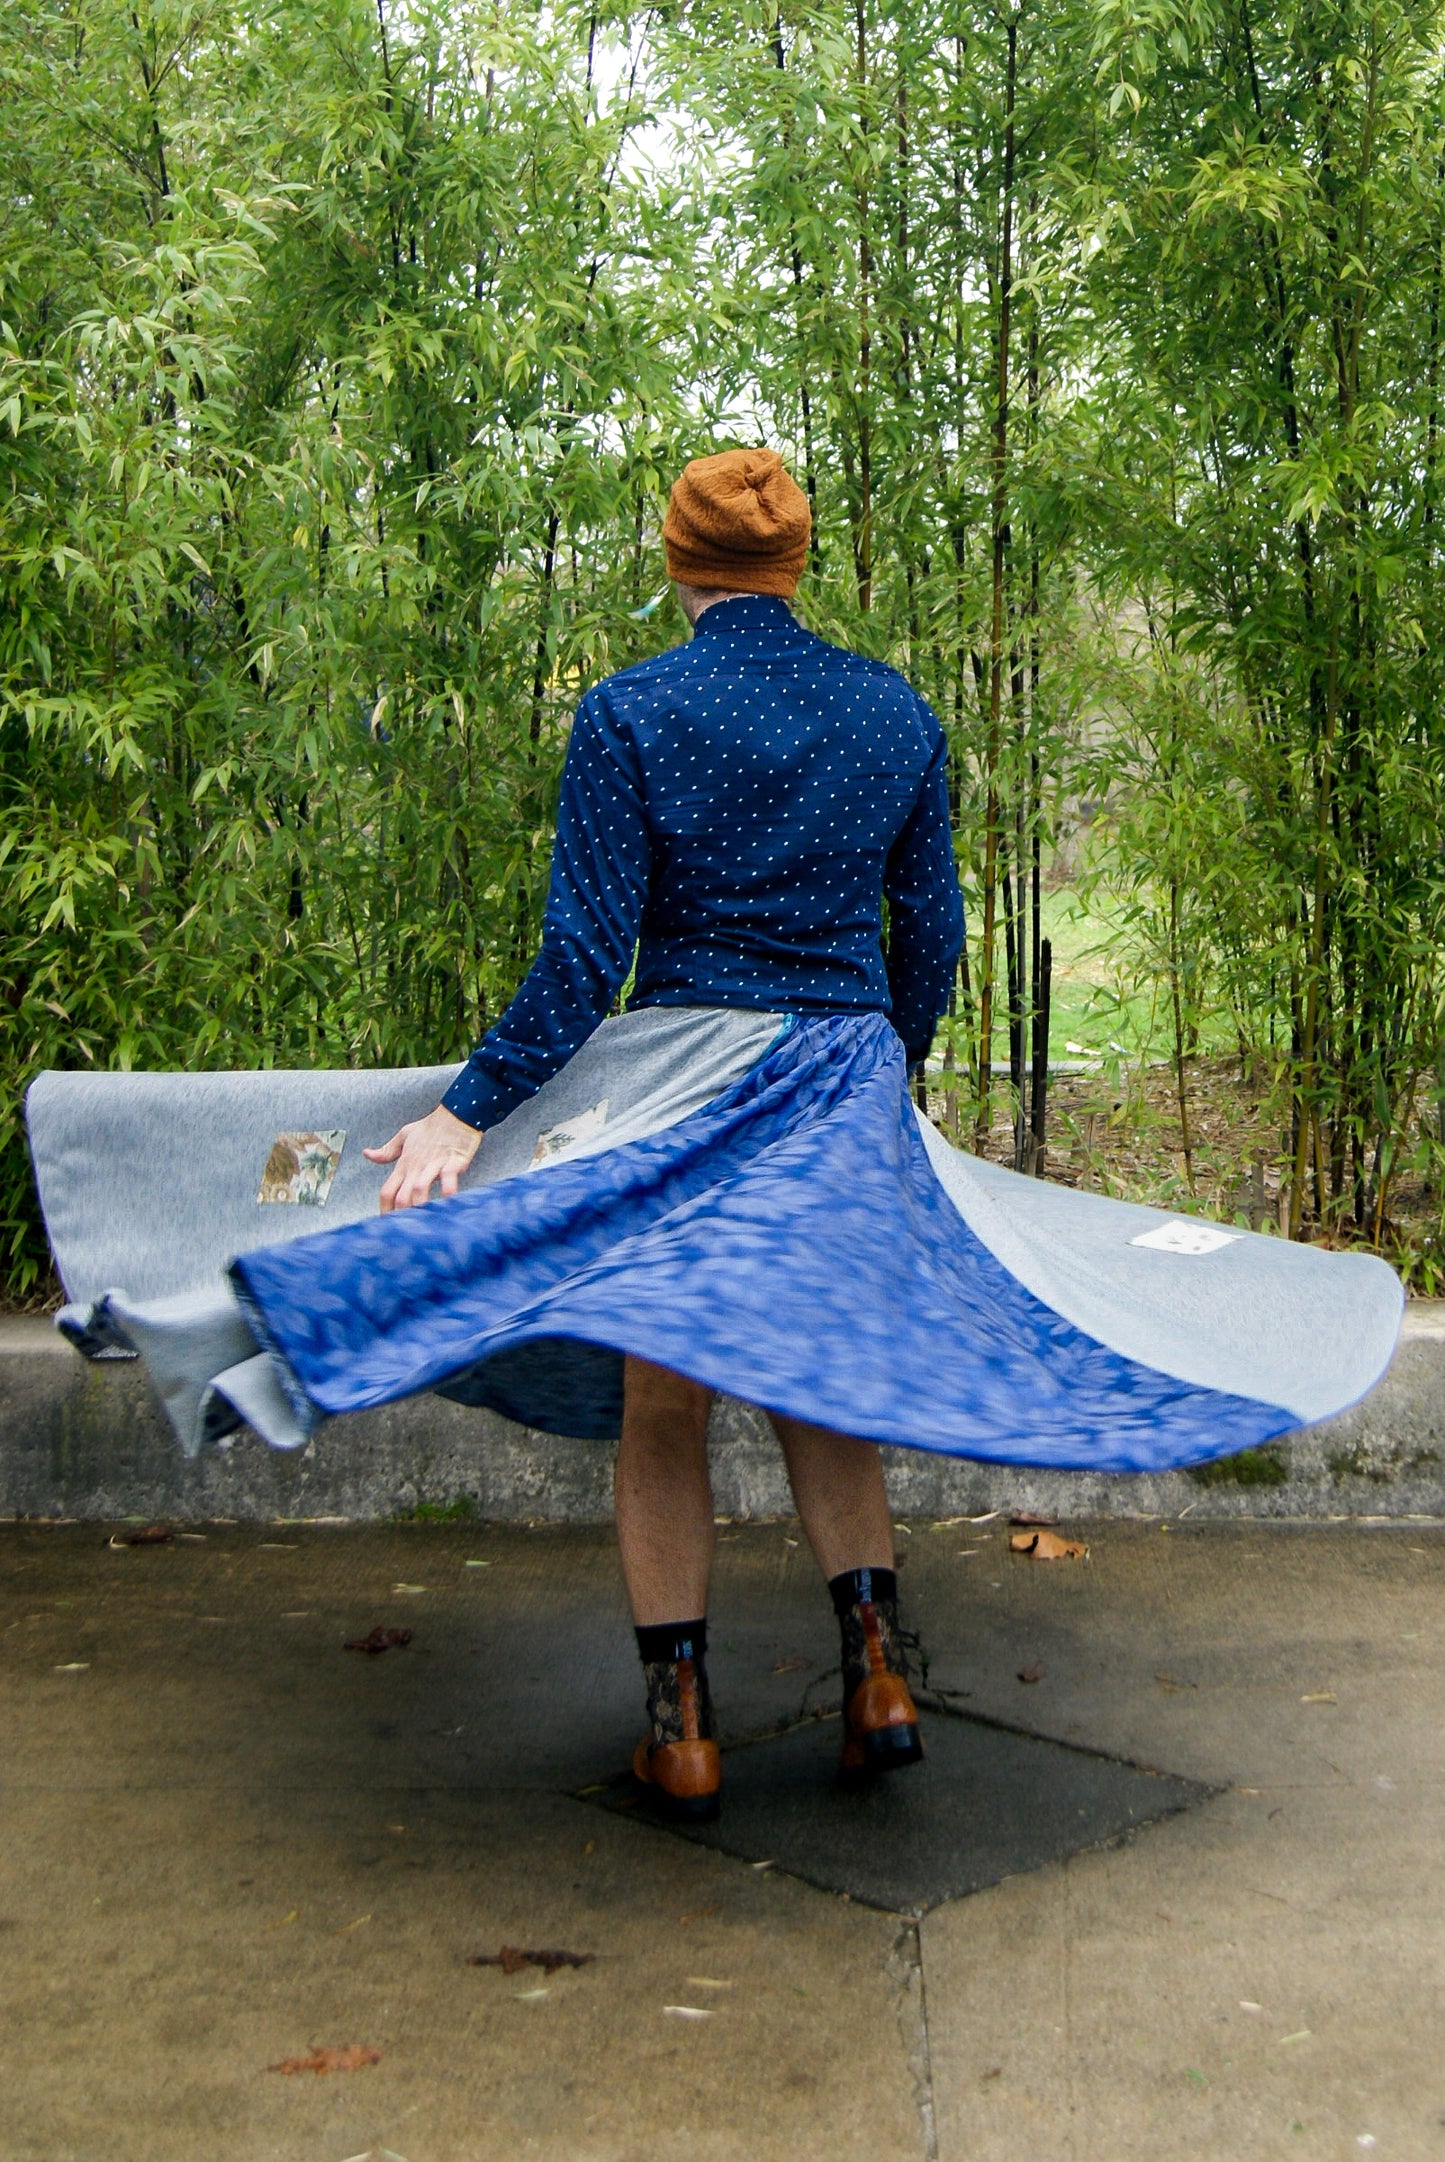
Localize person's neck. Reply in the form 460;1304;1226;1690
689;591;789;630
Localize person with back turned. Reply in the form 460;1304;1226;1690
359;447;963;1818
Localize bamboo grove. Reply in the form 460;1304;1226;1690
3;0;1445;1293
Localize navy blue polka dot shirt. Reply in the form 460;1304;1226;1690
443;593;965;1131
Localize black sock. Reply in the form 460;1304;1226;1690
828;1568;907;1702
634;1618;707;1665
827;1566;897;1617
635;1618;714;1745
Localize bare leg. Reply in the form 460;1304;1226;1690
770;1413;894;1582
615;1356;716;1625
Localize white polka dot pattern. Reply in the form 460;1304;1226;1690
443;595;964;1130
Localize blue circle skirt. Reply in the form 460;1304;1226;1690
30;1008;1402;1471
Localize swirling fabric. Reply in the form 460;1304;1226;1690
232;1013;1347;1474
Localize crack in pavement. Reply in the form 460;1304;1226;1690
889;1918;939;2162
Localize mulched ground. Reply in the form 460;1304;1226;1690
922;1052;1441;1288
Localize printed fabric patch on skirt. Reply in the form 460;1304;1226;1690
219;1011;1402;1474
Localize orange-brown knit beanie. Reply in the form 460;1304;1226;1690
663;447;811;597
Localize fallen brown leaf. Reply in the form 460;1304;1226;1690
108;1525;174;1548
1009;1511;1056;1527
771;1656;810;1675
1018;1662;1045;1684
1155;1672;1198;1692
267;2045;380;2075
678;1905;720;1925
1010;1530;1089;1561
343;1627;414;1655
468;1946;594;1976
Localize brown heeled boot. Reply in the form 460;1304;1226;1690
632;1651;721;1823
832;1568;924;1778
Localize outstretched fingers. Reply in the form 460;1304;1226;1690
364;1107;481;1212
378;1161;410;1213
380;1155;440;1212
362;1131;406;1164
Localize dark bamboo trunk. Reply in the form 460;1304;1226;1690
1029;937;1052;1173
974;11;1016;1151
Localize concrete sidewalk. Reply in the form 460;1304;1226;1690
3;1516;1442;2160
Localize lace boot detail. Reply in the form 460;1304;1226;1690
632;1618;721;1821
641;1652;716;1749
829;1565;908;1704
829;1565;922;1778
837;1592;908;1705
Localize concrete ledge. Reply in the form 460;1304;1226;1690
2;1306;1442;1523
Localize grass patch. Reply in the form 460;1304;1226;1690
1326;1441;1438;1483
954;881;1241;1068
1326;1442;1394;1484
394;1496;478;1522
1187;1444;1290;1489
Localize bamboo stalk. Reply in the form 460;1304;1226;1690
1289;641;1340;1238
975;11;1017;1152
1169;878;1196;1194
1028;937;1051;1174
771;17;822;571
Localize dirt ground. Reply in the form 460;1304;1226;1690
924;1053;1441;1285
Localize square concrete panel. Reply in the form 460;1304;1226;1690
589;1706;1212;1913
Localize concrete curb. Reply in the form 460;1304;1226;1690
2;1306;1442;1525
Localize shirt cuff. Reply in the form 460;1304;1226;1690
441;1059;528;1134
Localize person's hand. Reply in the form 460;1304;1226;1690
363;1104;482;1212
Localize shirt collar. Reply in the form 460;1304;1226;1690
691;593;799;640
